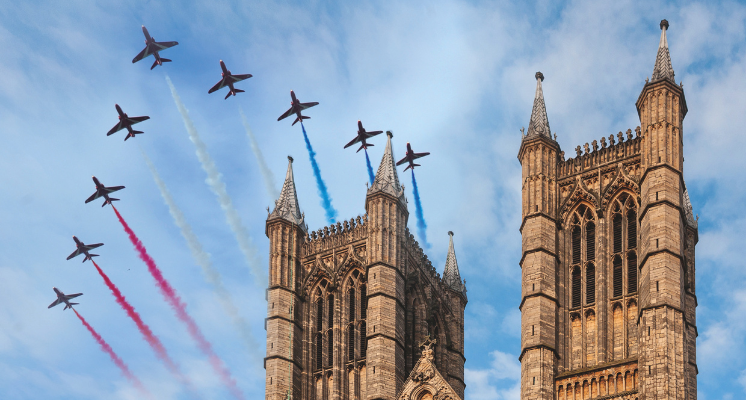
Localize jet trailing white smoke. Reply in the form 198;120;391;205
239;107;278;201
166;76;267;287
141;149;261;363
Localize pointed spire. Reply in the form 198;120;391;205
443;231;466;295
368;131;405;201
683;186;697;228
526;72;551;138
269;156;306;230
651;19;675;83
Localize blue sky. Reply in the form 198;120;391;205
1;0;745;399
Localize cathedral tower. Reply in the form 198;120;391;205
518;20;698;400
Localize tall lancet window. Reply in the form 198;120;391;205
315;288;324;371
568;204;596;307
609;192;639;296
345;269;366;363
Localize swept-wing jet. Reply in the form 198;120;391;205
48;287;82;311
208;60;252;99
132;25;178;70
396;142;430;172
85;176;124;207
344;121;383;152
67;236;103;263
107;104;150;141
277;90;319;126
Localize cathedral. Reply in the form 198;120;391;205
264;132;467;400
518;20;698;400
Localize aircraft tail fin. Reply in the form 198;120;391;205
403;163;419;172
102;198;119;207
225;91;232;100
161;58;172;63
234;89;245;93
292;116;300;126
357;143;373;153
302;116;310;119
151;59;160;70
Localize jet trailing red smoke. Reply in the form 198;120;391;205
112;205;245;400
72;308;150;397
90;260;195;393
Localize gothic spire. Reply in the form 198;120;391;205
269;156;306;230
368;131;405;201
651;19;675;83
526;72;551;138
443;231;466;295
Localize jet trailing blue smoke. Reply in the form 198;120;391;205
364;148;375;185
411;169;430;248
301;122;337;224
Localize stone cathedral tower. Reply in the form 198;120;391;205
517;21;698;400
265;133;467;400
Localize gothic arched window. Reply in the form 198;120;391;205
586;263;596;304
586;222;596;261
572;226;582;265
569;204;595;308
610;192;639;297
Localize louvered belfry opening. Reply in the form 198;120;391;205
349;289;355;322
586;263;595;304
317;298;324;332
572;267;581;308
586;222;595;261
315;297;324;370
628;252;638;294
347;323;354;361
360;321;367;358
613;256;623;298
360;284;367;319
316;333;323;370
613;214;623;254
327;294;334;367
360;284;367;360
628;209;637;249
572;226;582;265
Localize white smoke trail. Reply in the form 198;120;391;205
239;107;279;201
166;76;267;287
141;149;262;363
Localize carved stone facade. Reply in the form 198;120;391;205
265;133;467;400
397;338;463;400
517;21;698;400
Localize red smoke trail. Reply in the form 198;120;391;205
112;205;245;400
90;260;194;393
72;308;150;398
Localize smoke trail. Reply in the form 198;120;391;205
141;150;261;363
364;148;375;185
73;308;151;398
90;260;196;395
301;122;337;223
112;205;245;400
410;170;430;248
166;76;266;287
239;107;278;200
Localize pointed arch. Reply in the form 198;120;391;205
559;177;599;223
601;164;640;211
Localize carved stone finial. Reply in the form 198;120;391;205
520;127;525;136
583;143;590;155
535;71;544;81
386;130;393;138
554;133;557;141
592;140;598;152
617;131;624;143
635;126;641;138
560;151;565;161
608;134;616;146
448;231;454;237
660;19;669;30
600;137;607;148
626;129;633;140
288;155;294;163
575;145;582;157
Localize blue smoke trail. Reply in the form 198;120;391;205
410;169;430;248
301;122;337;224
364;148;375;185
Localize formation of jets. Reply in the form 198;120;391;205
278;90;319;126
48;287;83;311
85;176;124;207
209;60;252;99
66;236;103;263
396;142;430;172
132;26;178;70
107;104;150;141
344;121;383;152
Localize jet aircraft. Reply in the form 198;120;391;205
344;121;383;152
106;104;150;141
396;142;430;172
85;176;124;207
132;25;178;70
208;60;252;99
67;236;103;263
277;90;319;126
48;287;82;311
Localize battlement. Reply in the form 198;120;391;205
301;214;368;257
558;127;642;178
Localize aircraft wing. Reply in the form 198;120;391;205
66;249;80;260
107;121;125;135
132;47;150;63
395;156;408;166
153;41;178;50
299;102;319;110
85;243;104;251
366;131;384;137
85;191;100;203
104;186;125;194
229;74;252;83
48;298;61;308
411;152;430;160
344;136;361;149
208;79;227;94
127;116;150;124
277;107;295;121
65;293;83;300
